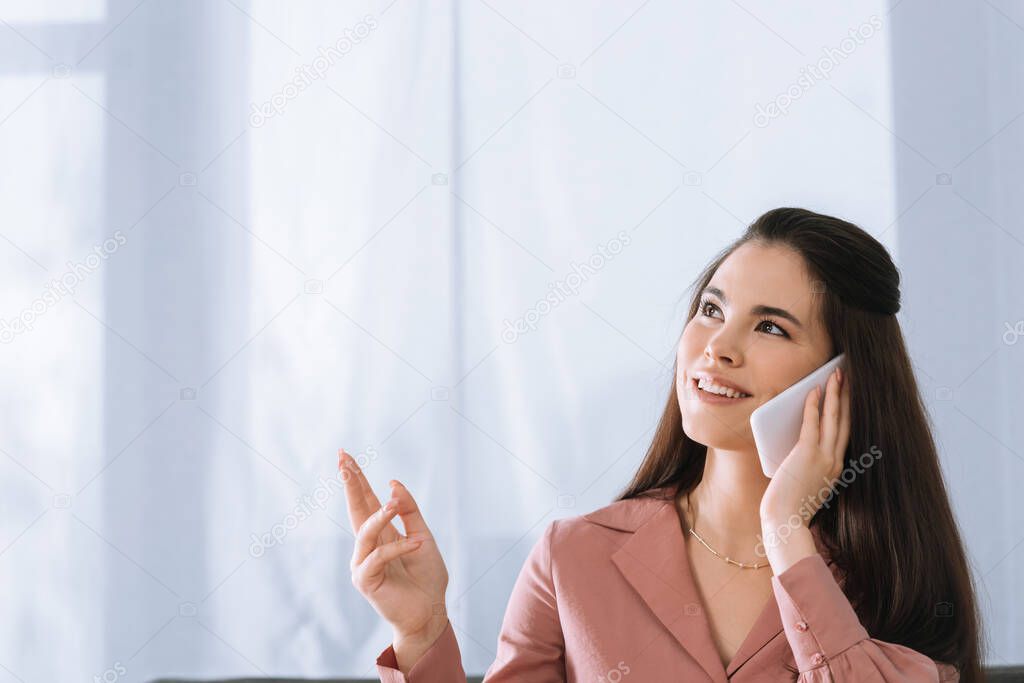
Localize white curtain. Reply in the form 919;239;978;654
0;1;1019;680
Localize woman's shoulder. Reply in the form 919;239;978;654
547;487;676;548
519;488;678;600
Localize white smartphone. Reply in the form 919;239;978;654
749;353;846;478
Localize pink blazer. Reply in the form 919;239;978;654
376;487;960;682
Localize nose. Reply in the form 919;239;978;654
704;328;743;366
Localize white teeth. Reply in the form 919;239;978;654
697;377;750;398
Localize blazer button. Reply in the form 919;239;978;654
795;620;808;632
811;652;825;665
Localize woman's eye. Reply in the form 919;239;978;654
757;318;788;337
699;299;721;318
698;299;789;338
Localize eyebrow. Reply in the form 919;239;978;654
701;286;804;329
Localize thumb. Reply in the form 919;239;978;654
388;480;431;538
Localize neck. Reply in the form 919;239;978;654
678;445;770;563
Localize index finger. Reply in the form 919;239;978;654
835;369;851;458
339;449;390;533
820;370;841;453
797;385;821;445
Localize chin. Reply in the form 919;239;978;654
680;411;755;450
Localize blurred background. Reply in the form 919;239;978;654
1;0;1022;680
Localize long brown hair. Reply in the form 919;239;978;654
616;207;983;680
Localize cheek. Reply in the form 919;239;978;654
678;322;701;359
675;331;694;379
675;326;701;395
750;372;801;407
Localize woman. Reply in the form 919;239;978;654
343;207;983;681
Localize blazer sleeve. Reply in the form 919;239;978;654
771;553;961;682
375;519;566;682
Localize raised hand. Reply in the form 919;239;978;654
340;449;450;649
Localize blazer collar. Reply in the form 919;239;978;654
584;487;839;681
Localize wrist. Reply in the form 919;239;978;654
394;603;449;645
395;616;447;646
760;507;805;531
760;523;816;574
392;612;449;674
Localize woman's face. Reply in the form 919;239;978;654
676;241;834;450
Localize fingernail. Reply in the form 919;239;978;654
836;368;843;385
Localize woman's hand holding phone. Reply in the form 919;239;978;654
759;365;851;528
757;367;852;573
340;449;450;671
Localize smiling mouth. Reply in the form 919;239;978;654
689;376;753;400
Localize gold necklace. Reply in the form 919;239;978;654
683;493;768;570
